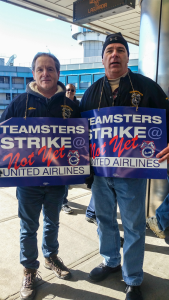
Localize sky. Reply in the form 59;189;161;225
0;1;139;67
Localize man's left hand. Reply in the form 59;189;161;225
156;144;169;163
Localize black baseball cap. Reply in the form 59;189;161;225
102;32;129;58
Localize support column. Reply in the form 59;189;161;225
138;0;169;217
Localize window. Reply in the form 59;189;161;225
59;76;66;85
12;77;24;84
12;93;19;100
94;74;104;82
6;93;11;100
67;76;78;88
0;76;9;83
80;75;91;89
82;28;92;33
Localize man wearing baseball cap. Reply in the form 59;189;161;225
80;33;169;300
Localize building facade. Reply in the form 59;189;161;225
0;65;33;116
0;58;138;116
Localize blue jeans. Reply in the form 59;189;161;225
92;176;147;286
62;185;69;205
156;176;169;231
86;196;96;219
17;185;65;269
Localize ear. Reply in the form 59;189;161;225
32;70;36;81
57;70;60;79
102;58;104;67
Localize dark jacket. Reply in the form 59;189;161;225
1;81;80;121
73;96;80;107
80;69;169;142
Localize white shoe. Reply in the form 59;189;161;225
62;204;73;214
146;216;165;239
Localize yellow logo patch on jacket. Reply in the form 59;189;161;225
61;105;73;119
28;107;36;110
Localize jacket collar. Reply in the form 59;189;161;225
26;80;66;100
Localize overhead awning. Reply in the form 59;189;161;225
1;0;141;45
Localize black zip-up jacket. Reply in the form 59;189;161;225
73;96;80;107
1;81;80;120
80;69;169;142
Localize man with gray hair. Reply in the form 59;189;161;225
1;52;80;300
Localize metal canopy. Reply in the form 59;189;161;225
73;0;135;24
1;0;141;45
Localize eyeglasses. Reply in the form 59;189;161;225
66;89;75;92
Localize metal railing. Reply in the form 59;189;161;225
16;53;139;67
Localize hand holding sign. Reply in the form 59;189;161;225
156;143;169;163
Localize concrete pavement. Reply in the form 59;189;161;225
0;185;169;300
